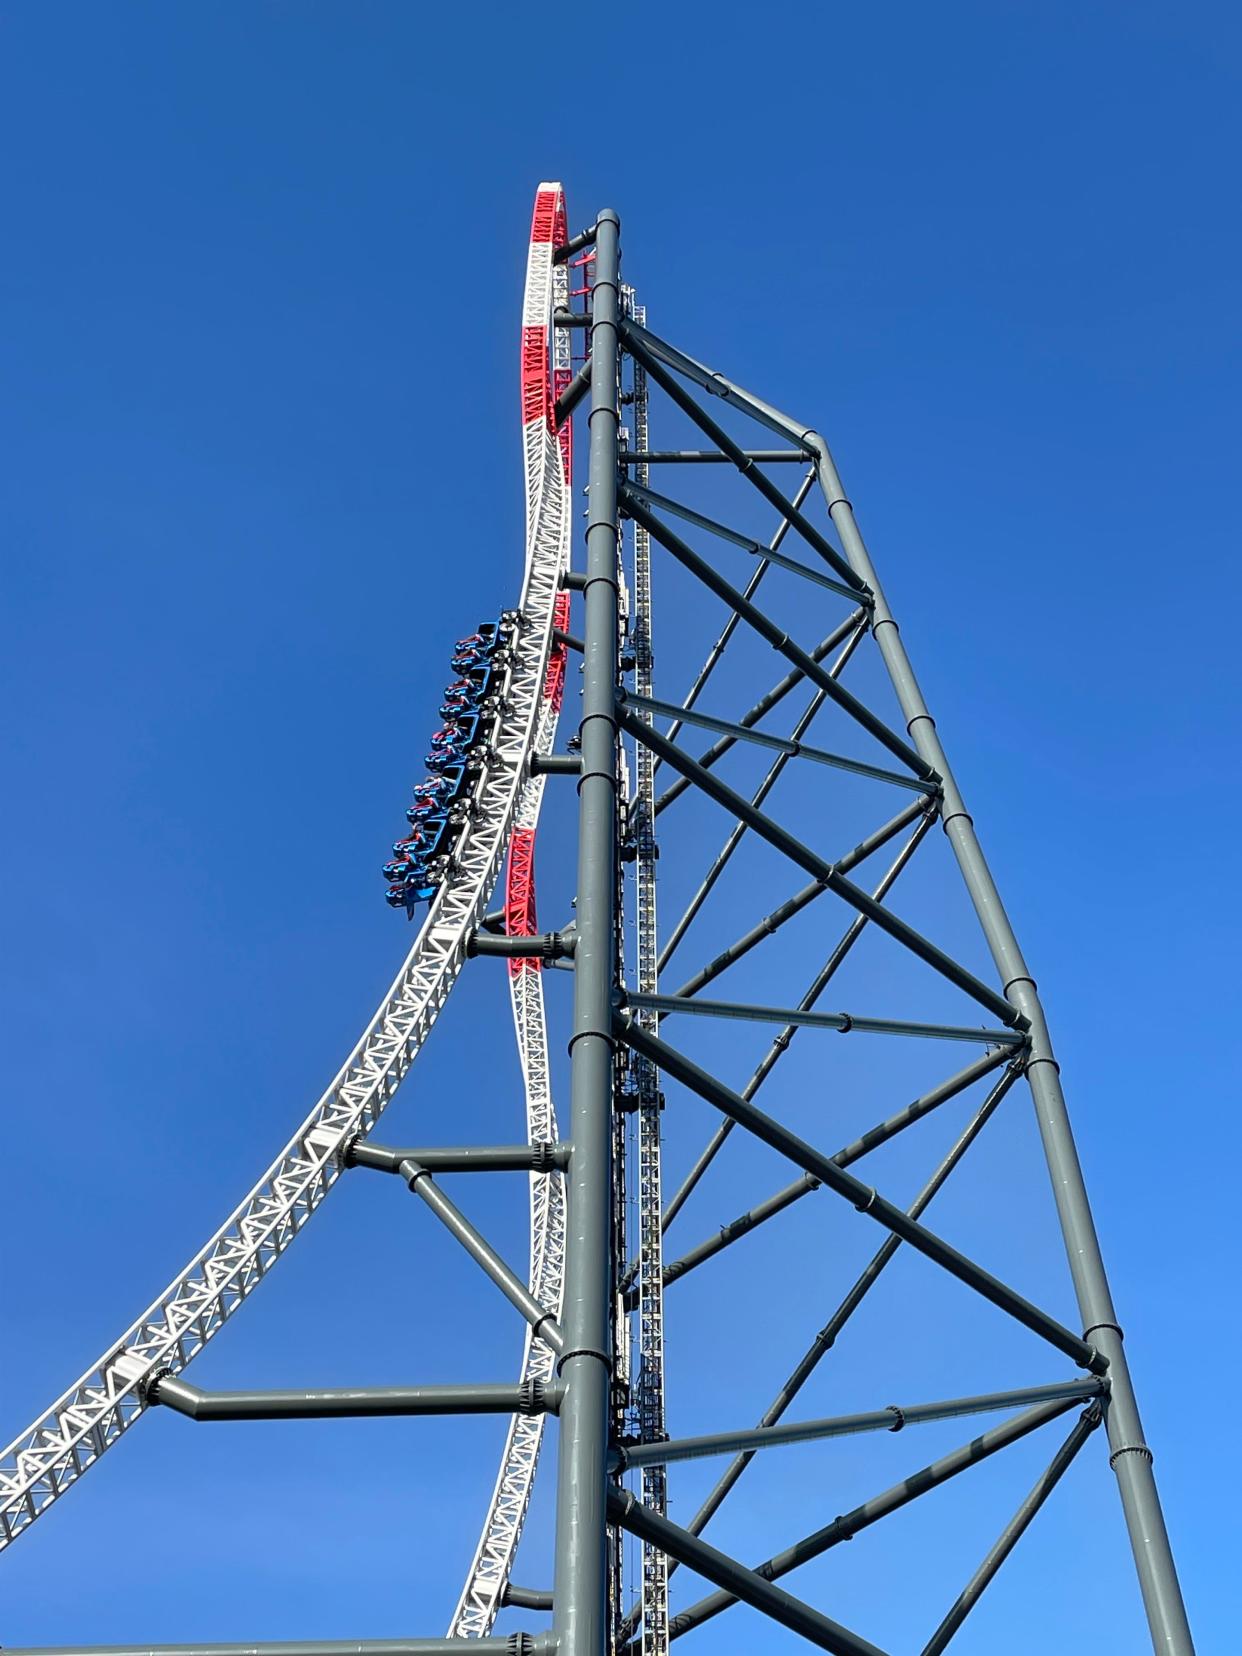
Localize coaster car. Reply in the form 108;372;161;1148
386;874;437;913
426;743;469;775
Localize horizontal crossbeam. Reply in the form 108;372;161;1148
4;1644;550;1656
621;448;807;464
618;1377;1102;1468
629;990;1022;1047
350;1140;569;1174
469;930;575;960
148;1375;559;1421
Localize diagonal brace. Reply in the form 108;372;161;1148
620;702;1017;1026
664;1397;1086;1643
624;479;865;603
617;1020;1103;1374
399;1159;563;1353
655;605;865;817
608;1489;890;1656
623;490;929;778
626;691;929;792
921;1404;1102;1655
620;330;868;595
641;1047;1014;1299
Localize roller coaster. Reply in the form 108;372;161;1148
0;185;1194;1656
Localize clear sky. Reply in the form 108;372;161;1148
1;3;1236;1652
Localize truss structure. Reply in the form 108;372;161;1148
0;186;1194;1656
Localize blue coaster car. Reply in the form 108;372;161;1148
450;614;519;683
386;875;437;914
440;680;483;720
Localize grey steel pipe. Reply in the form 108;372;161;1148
673;1067;1020;1565
550;206;620;1656
469;931;575;959
503;1587;555;1613
652;468;824;769
645;1047;1011;1299
400;1161;563;1353
553;357;591;428
620;1020;1104;1374
654;608;864;817
657;808;937;1229
804;433;1195;1655
350;1141;568;1174
620;449;807;463
629;990;1021;1048
617;1378;1102;1469
4;1644;553;1656
553;222;598;263
608;1488;889;1656
619;316;817;446
147;1375;559;1421
620;335;866;594
624;479;864;604
666;1397;1082;1642
530;752;582;775
921;1405;1102;1655
668;797;932;1001
623;492;925;777
627;691;928;791
619;703;1017;1025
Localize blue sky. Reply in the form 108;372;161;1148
1;3;1237;1651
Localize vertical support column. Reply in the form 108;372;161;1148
807;435;1194;1656
553;209;621;1656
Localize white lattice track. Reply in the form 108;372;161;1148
0;182;573;1563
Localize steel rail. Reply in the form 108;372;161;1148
0;182;573;1554
449;181;574;1640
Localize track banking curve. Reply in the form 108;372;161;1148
0;184;574;1560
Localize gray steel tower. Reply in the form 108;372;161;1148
0;184;1193;1656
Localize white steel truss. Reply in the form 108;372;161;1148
0;182;572;1556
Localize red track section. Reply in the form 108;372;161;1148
506;187;573;974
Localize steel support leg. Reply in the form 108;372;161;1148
551;207;621;1656
806;435;1195;1656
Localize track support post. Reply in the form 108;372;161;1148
552;207;621;1656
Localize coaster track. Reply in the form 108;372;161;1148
0;182;574;1560
448;185;574;1637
